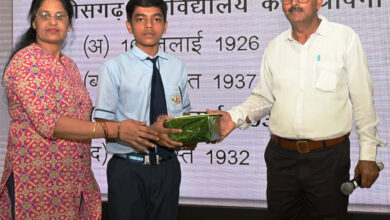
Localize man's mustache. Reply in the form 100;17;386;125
288;5;303;12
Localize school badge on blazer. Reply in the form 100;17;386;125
171;94;181;105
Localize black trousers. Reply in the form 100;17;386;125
6;172;15;220
265;138;350;220
107;155;181;220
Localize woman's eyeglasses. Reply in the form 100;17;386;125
36;11;68;22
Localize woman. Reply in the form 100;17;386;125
0;0;159;219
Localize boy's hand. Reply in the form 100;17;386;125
119;119;159;152
150;115;183;149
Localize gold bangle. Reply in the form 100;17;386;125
117;122;121;139
92;122;97;138
100;122;108;138
104;121;110;138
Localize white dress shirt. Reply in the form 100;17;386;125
228;16;386;161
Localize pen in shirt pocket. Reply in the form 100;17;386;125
316;54;321;73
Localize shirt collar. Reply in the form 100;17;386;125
131;44;168;61
315;15;329;37
285;15;329;41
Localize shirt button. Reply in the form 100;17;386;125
79;155;84;159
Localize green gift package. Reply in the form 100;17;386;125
165;114;221;143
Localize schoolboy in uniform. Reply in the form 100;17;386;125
93;0;193;219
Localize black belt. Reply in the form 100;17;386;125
114;152;175;165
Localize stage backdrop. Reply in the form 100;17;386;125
2;0;389;213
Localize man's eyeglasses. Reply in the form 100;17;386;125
282;0;309;4
36;11;68;22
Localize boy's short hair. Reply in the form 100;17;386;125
126;0;168;23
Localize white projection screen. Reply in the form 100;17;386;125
1;0;389;213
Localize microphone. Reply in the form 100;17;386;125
341;162;384;196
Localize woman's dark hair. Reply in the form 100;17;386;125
126;0;168;23
2;0;74;83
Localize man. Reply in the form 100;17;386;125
208;0;386;219
94;0;195;219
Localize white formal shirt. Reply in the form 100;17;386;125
228;16;386;161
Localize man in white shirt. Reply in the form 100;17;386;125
208;0;386;219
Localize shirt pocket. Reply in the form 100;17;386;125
314;61;343;92
164;84;183;116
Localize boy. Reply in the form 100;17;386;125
93;0;193;219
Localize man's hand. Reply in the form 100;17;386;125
119;119;159;152
354;160;380;188
206;109;236;143
150;115;183;149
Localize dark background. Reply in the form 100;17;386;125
101;202;390;220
